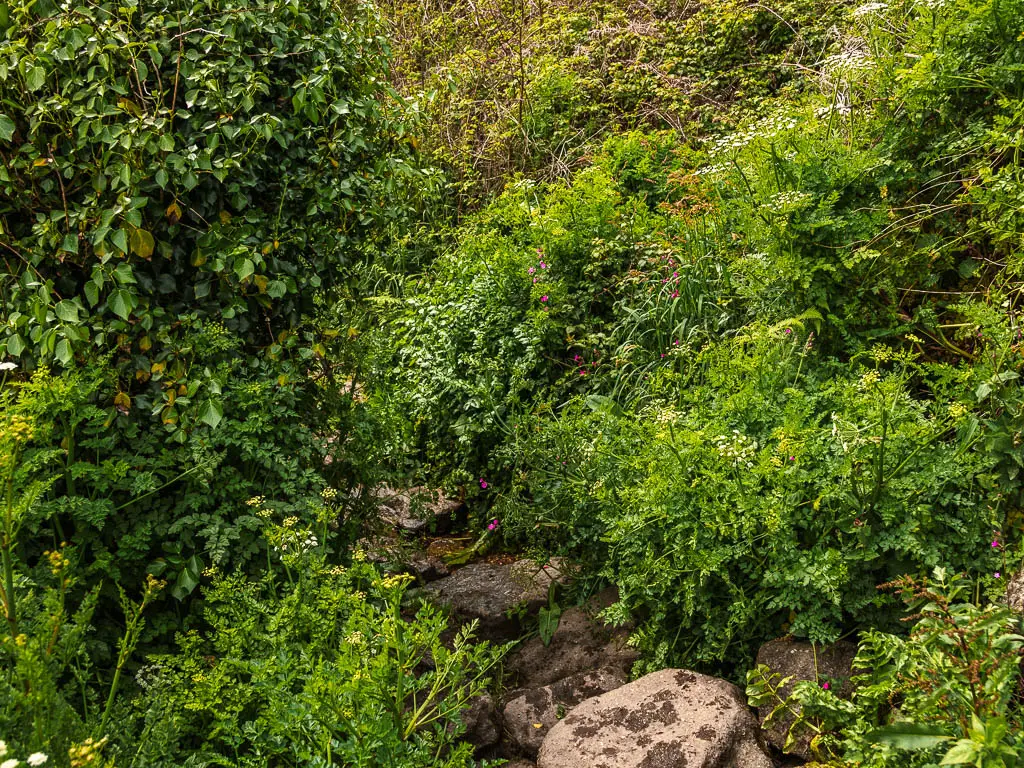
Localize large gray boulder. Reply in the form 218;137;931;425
506;587;638;689
503;666;629;757
424;561;551;641
754;638;857;759
536;669;773;768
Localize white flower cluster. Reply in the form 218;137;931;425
822;48;872;74
853;2;888;16
770;190;813;209
279;532;318;554
0;742;48;768
713;430;759;468
708;114;799;156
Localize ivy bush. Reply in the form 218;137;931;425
0;0;414;592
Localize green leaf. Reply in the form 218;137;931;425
130;227;155;258
866;723;952;751
25;65;45;91
939;740;978;765
55;300;79;322
83;281;99;307
0;113;13;142
198;399;223;429
59;233;78;254
109;289;134;320
234;257;255;281
5;333;25;357
55;338;72;365
111;228;128;254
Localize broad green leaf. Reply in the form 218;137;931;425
61;233;79;254
0;114;13;142
55;338;72;365
25;65;45;91
939;740;978;765
234;257;254;281
198;399;223;429
130;227;155;258
55;300;79;322
111;228;128;254
109;289;134;320
83;281;99;307
5;333;25;357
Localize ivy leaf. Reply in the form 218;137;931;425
0;113;13;142
198;399;224;429
60;233;79;254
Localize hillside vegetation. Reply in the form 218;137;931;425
2;0;1024;764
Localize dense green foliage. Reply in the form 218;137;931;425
4;0;1024;763
0;0;413;594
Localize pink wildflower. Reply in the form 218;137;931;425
539;262;547;269
479;478;488;489
540;295;548;302
992;540;1000;548
528;267;535;274
487;518;499;531
821;682;830;690
995;572;1002;578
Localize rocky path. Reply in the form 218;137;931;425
366;487;855;767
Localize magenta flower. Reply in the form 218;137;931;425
528;267;535;274
785;328;792;335
992;540;1000;548
540;295;549;303
479;478;488;489
533;277;539;283
540;262;547;269
821;682;830;690
671;291;679;299
487;518;499;531
995;572;1002;578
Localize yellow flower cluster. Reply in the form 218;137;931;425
44;547;70;575
69;737;107;768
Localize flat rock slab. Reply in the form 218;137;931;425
504;666;629;758
424;561;550;641
755;638;856;759
507;587;638;689
537;668;773;768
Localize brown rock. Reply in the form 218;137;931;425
506;587;638;689
376;486;462;533
536;669;773;768
424;561;551;641
461;694;501;750
503;667;630;757
754;638;857;759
